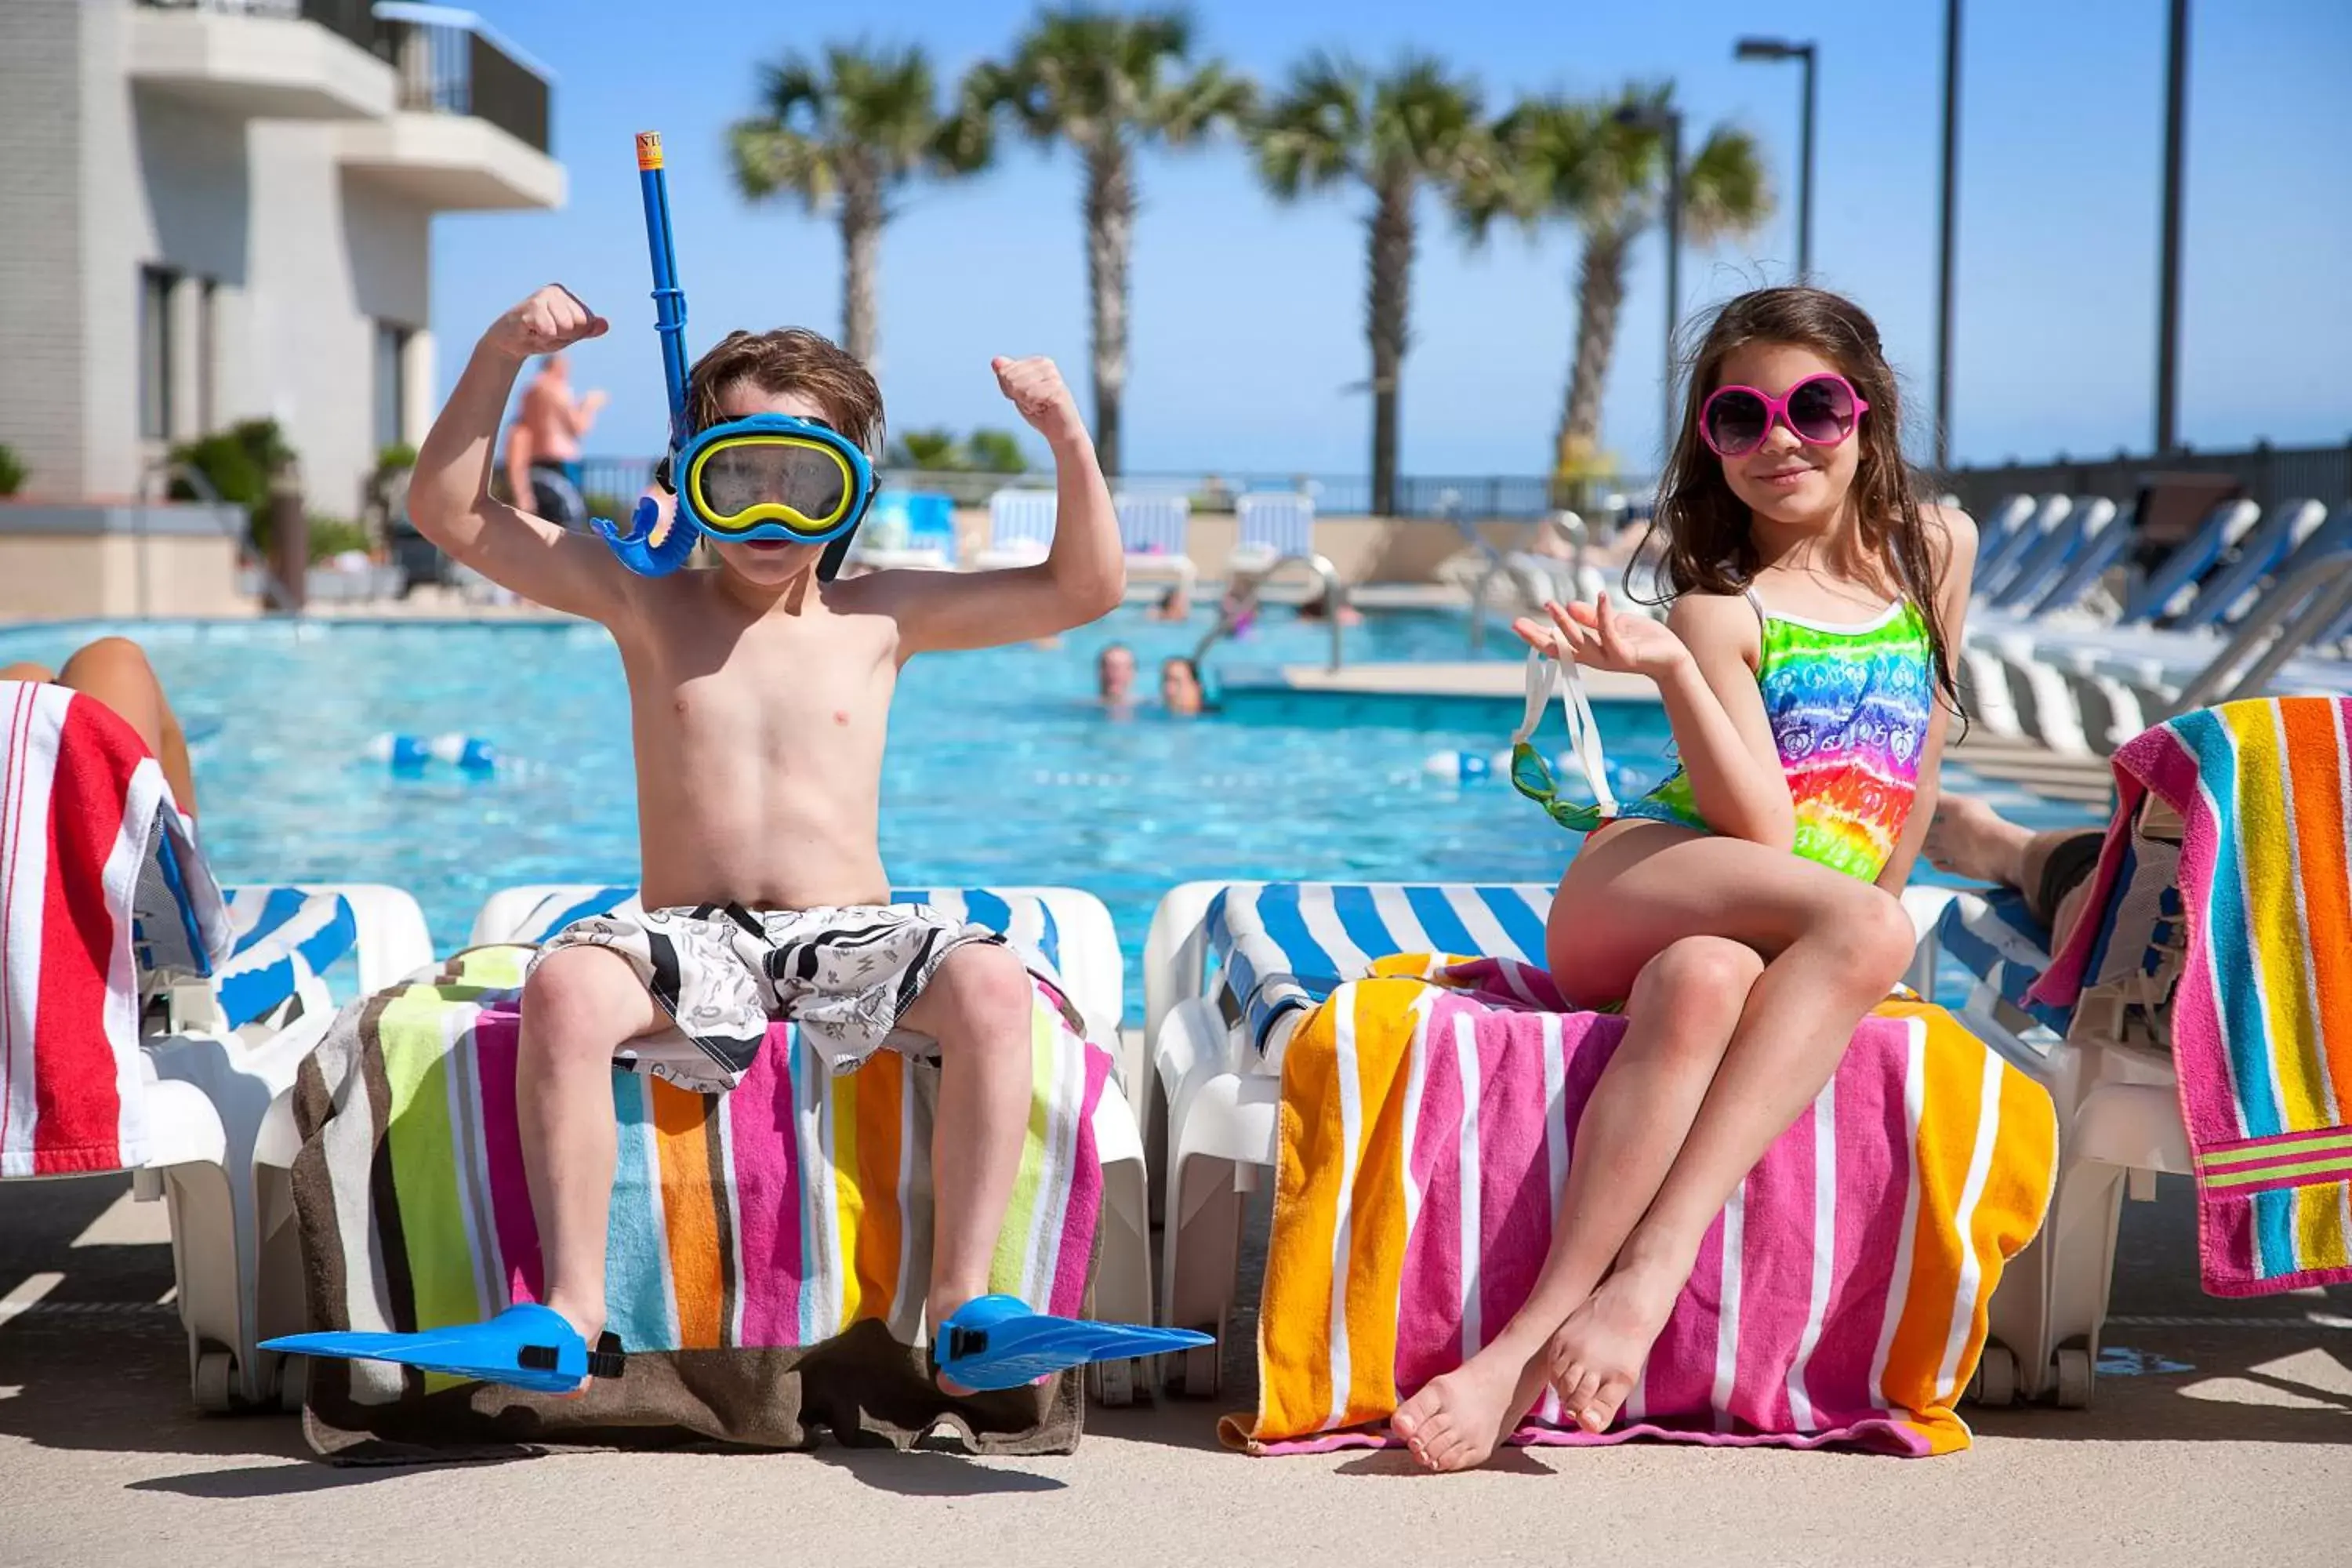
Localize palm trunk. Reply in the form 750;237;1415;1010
1367;176;1414;517
1083;143;1134;477
1557;226;1631;477
840;168;882;369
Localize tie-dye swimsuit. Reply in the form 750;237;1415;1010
1566;589;1935;882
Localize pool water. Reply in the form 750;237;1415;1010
0;611;2097;1022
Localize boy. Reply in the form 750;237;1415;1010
408;284;1123;1388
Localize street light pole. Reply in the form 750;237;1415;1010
2155;0;2190;454
1935;0;1962;469
1735;38;1817;281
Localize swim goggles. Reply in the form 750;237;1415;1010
669;412;875;545
1507;644;1619;832
1698;372;1869;459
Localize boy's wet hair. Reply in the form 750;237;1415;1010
1639;285;1961;719
687;328;884;455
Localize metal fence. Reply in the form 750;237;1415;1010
570;461;1650;521
1941;441;2352;520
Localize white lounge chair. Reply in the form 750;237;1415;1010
975;489;1058;570
468;883;1159;1405
1900;795;2194;1409
1116;492;1197;594
0;681;433;1411
1229;492;1316;576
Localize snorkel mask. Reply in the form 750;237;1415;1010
591;132;877;579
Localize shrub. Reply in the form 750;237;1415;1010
171;419;292;550
884;426;1031;475
374;442;417;474
0;443;25;496
305;516;372;564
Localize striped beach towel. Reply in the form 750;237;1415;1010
1232;955;2056;1456
288;945;1109;1457
2029;696;2352;1296
0;681;227;1176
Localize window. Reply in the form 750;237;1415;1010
374;321;411;454
139;266;177;441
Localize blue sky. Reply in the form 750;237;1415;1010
433;0;2352;478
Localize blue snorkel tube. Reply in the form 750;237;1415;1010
590;130;701;576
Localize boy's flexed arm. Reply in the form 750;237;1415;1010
410;285;637;623
858;358;1125;654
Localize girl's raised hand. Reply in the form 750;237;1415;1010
1534;594;1692;680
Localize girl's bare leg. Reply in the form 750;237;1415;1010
12;639;200;815
1392;825;1916;1469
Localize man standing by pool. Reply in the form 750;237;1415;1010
503;352;607;532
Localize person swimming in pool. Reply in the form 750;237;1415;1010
1160;655;1206;717
1096;642;1138;710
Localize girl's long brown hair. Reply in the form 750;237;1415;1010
1633;285;1962;718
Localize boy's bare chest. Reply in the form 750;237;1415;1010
630;612;896;753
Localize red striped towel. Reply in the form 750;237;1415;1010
0;682;227;1176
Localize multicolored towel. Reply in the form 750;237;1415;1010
287;945;1109;1457
2028;696;2352;1296
0;681;227;1177
1232;956;2056;1456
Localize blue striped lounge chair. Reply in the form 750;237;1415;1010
1140;880;1553;1396
1984;499;2119;611
1116;492;1196;591
469;883;1156;1404
1975;495;2077;603
0;677;434;1411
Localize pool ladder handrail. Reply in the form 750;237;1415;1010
137;459;301;616
1461;500;1586;653
1193;551;1348;673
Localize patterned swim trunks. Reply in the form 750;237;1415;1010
533;901;1011;1092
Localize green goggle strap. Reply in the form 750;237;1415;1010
1512;645;1619;818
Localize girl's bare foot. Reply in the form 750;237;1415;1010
1545;1250;1689;1434
1388;1338;1552;1472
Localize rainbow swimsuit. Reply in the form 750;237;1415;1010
1534;590;1934;883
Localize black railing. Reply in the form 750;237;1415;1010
1941;439;2352;521
376;6;552;154
299;0;383;56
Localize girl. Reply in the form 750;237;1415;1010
1392;286;1976;1471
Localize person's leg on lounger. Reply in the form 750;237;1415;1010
1;637;198;816
1923;794;2105;950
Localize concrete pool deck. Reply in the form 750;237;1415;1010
2;1171;2346;1567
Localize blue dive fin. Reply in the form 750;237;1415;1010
935;1294;1214;1392
263;1303;625;1395
592;493;698;577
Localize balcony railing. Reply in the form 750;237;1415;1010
372;3;553;154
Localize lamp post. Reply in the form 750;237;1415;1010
1733;38;1817;281
1934;1;1962;470
2155;0;2190;454
1615;100;1684;460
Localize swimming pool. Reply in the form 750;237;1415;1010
0;610;2099;1021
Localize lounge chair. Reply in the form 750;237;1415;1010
1970;494;2041;575
1984;499;2119;610
467;883;1158;1404
0;680;434;1410
847;491;958;572
1897;691;2352;1407
1974;497;2266;650
1975;495;2076;602
974;489;1058;570
1229;492;1316;576
1115;492;1198;597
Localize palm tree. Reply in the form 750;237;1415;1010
729;42;991;368
965;8;1254;476
1461;83;1769;481
1251;53;1484;517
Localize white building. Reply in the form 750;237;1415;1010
0;0;562;521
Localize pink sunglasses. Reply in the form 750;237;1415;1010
1698;372;1870;458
